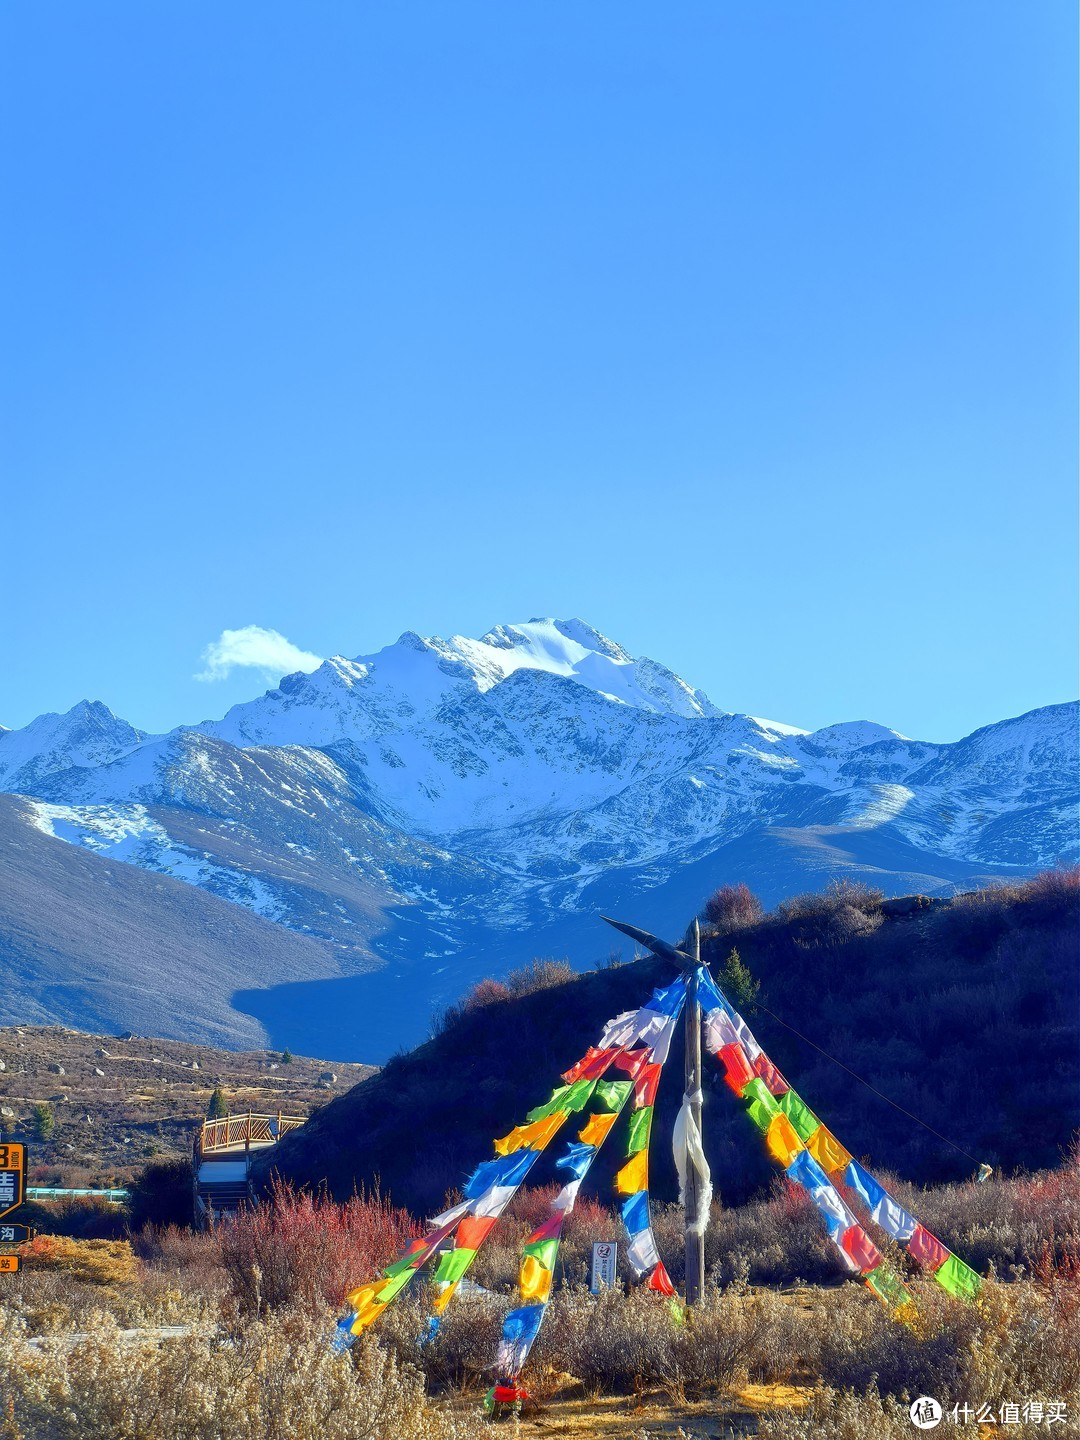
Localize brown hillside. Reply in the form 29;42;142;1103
0;1024;376;1186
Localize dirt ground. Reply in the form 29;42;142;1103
449;1384;810;1438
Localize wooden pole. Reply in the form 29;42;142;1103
684;918;705;1305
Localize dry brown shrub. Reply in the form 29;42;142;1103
506;958;577;996
775;880;884;945
0;1305;485;1440
461;978;511;1011
20;1235;137;1287
756;1384;912;1439
701;882;764;932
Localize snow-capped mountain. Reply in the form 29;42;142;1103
0;699;144;794
1;619;1076;1058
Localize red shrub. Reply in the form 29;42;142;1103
463;978;512;1011
219;1178;421;1316
701;883;764;932
501;1182;614;1242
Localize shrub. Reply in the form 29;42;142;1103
462;978;511;1012
505;958;577;997
31;1102;54;1141
219;1178;420;1317
0;1305;486;1440
127;1157;193;1232
701;882;764;932
757;1384;912;1440
20;1235;138;1287
718;947;760;1011
775;880;884;945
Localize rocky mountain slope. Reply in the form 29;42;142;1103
1;620;1076;1058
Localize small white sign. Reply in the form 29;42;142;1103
590;1241;618;1293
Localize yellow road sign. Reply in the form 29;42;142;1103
0;1143;26;1220
0;1255;19;1273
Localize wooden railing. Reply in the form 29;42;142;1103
199;1111;305;1155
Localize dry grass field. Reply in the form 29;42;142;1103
0;1162;1074;1439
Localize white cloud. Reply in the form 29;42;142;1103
196;626;324;683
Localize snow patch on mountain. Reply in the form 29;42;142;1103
28;801;288;920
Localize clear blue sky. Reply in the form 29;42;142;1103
2;2;1076;741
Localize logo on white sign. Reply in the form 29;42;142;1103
590;1241;617;1293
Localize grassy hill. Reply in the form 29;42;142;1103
253;871;1079;1214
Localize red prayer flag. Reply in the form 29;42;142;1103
562;1046;620;1083
612;1047;652;1077
455;1214;498;1251
632;1062;663;1107
527;1213;566;1244
719;1042;755;1095
647;1260;676;1296
396;1237;429;1262
908;1224;950;1272
841;1224;883;1273
753;1052;790;1095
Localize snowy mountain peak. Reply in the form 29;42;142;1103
804;720;910;749
420;617;721;718
0;699;144;792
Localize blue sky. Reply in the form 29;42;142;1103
2;2;1076;741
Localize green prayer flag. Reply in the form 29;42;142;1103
626;1106;653;1155
378;1267;420;1302
934;1253;981;1302
742;1077;780;1131
526;1084;570;1122
527;1078;596;1121
865;1264;911;1308
522;1238;559;1270
432;1246;477;1284
382;1247;426;1279
779;1089;819;1142
595;1079;633;1111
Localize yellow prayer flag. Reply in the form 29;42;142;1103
615;1150;649;1195
494;1112;567;1156
806;1125;852;1175
432;1281;459;1315
578;1111;619;1147
766;1111;804;1168
519;1254;554;1303
345;1281;381;1311
347;1285;389;1332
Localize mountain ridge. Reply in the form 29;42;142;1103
1;619;1076;1057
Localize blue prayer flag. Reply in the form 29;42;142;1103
502;1304;545;1347
556;1142;596;1180
647;975;688;1017
464;1150;537;1199
620;1190;650;1235
844;1160;885;1211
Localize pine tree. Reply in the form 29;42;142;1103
720;947;760;1011
32;1101;54;1140
281;1048;294;1065
206;1087;228;1120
